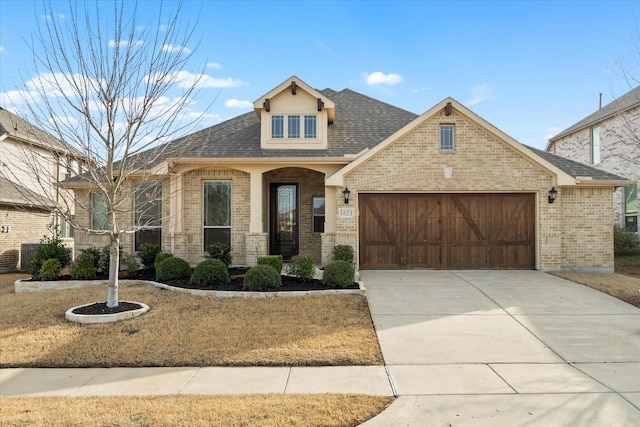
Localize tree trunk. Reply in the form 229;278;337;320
106;238;120;308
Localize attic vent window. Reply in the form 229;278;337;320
271;114;317;140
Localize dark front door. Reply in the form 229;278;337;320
270;183;299;260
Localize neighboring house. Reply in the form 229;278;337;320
547;86;639;233
64;76;631;272
0;107;90;271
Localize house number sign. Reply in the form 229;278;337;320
338;208;355;218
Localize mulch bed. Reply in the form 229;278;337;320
72;301;144;315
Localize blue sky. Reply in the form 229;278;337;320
1;0;638;150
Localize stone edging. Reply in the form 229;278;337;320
15;278;366;298
65;301;150;324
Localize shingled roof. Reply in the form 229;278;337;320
0;107;88;161
155;88;419;163
549;85;640;141
527;146;629;181
0;176;54;209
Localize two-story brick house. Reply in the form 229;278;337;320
64;76;631;272
0;107;91;271
547;86;639;233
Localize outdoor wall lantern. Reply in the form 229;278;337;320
342;187;351;204
548;187;558;204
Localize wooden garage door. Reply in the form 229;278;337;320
359;193;535;269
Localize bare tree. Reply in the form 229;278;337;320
3;0;209;307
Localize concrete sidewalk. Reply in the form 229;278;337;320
2;271;639;426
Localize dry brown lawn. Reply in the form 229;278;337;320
0;394;393;427
550;271;640;308
0;274;382;367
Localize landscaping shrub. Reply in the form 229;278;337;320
70;258;97;280
156;256;191;282
30;224;71;280
39;258;63;281
243;265;282;291
154;252;174;270
190;259;230;287
204;243;232;266
258;255;284;274
138;243;161;270
70;250;98;280
96;245;112;275
614;224;639;254
322;260;355;288
121;252;140;278
286;254;315;283
332;245;354;264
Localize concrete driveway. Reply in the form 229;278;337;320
360;270;640;426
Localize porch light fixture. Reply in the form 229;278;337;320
548;187;558;204
342;187;351;204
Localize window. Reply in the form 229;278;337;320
271;114;317;140
134;181;162;251
304;115;317;138
288;115;300;138
625;184;638;232
440;125;454;150
59;217;73;239
312;197;325;233
272;115;284;138
58;157;69;181
203;180;232;249
591;127;601;164
91;192;108;230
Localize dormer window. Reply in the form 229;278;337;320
271;114;318;140
255;76;334;150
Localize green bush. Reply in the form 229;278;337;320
154;252;174;270
332;245;354;264
258;255;283;274
138;243;161;270
39;258;63;281
70;250;98;280
156;256;192;282
30;224;71;280
243;265;282;291
190;259;230;287
614;224;639;254
204;243;232;266
286;254;315;283
70;259;97;280
121;252;140;278
96;245;112;275
322;260;355;288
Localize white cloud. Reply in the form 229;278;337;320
42;13;65;20
412;86;432;93
544;126;562;140
207;62;222;69
466;83;493;105
162;44;192;54
0;46;4;54
151;71;247;89
366;71;403;85
225;99;252;108
108;39;144;48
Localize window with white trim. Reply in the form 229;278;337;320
625;184;638;232
134;181;162;251
312;197;325;233
591;126;601;164
271;114;317;140
59;216;73;239
91;192;108;230
440;125;454;150
203;180;232;249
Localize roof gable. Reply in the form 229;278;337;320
327;98;577;186
253;76;336;123
548;85;640;143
